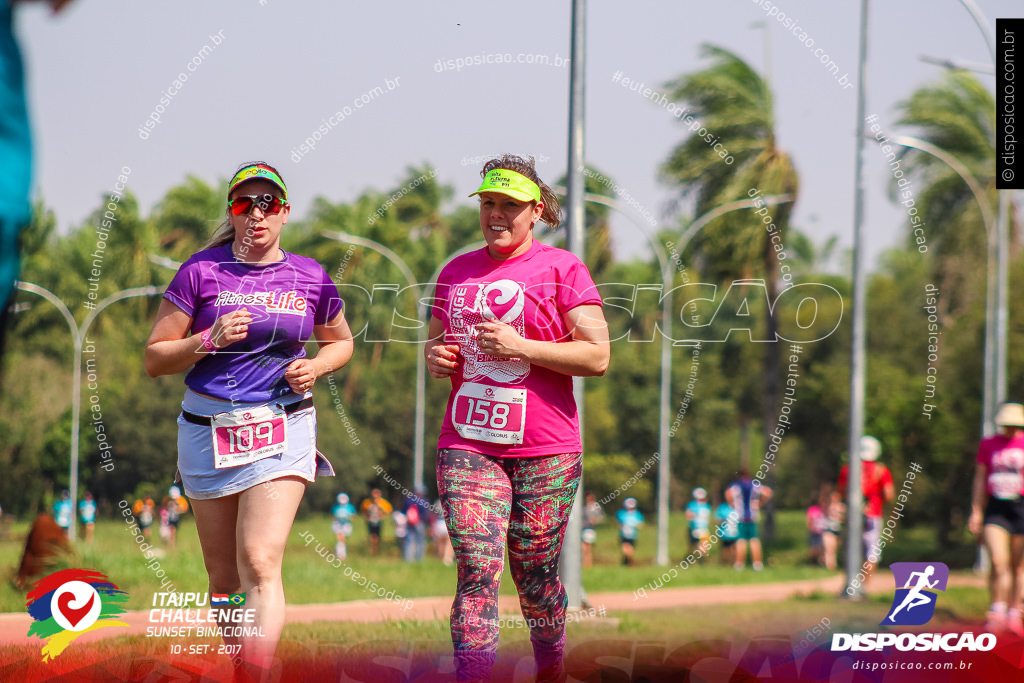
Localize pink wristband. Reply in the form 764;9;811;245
200;328;217;353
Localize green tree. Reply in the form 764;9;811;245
889;71;1019;542
892;70;1008;320
660;44;799;536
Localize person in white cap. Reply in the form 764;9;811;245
970;402;1024;633
685;487;711;556
617;497;645;566
837;435;894;584
331;493;355;561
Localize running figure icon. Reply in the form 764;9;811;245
887;565;939;622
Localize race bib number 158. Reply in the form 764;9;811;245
452;383;526;445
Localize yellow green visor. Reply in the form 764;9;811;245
469;169;541;203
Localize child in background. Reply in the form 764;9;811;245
806;498;826;566
582;491;605;568
78;492;97;543
53;491;72;538
361;489;393;556
332;493;356;561
392;510;408;556
134;497;155;539
617;498;644;566
716;494;739;566
685;487;711;557
164;486;187;551
159;505;170;542
822;485;844;571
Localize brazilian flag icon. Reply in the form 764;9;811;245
229;594;246;606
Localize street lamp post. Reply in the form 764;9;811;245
561;0;587;611
925;0;1003;438
557;189;792;566
882;134;997;430
15;281;162;541
321;231;427;490
844;0;870;599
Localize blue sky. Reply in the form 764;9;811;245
16;0;1018;270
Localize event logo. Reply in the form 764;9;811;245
26;569;129;661
883;562;949;626
832;560;995;653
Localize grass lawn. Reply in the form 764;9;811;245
1;508;978;614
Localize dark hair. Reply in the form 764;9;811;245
479;154;561;229
204;160;287;250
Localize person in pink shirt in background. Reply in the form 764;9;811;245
806;500;824;563
426;155;610;682
970;402;1024;634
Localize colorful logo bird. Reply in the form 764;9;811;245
26;569;129;661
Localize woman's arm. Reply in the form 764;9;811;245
475;304;610;377
283;310;355;393
144;300;251;377
968;463;987;535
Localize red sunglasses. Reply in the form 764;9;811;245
228;194;288;217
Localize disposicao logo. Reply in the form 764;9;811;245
831;562;996;653
26;569;129;661
884;562;949;626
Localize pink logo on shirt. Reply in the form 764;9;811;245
452;280;530;384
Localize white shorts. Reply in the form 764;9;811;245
176;389;334;500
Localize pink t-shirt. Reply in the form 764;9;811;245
431;240;602;457
806;505;826;534
977;432;1024;500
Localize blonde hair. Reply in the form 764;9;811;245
203;161;287;250
479;154;561;229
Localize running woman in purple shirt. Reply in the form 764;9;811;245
145;162;353;675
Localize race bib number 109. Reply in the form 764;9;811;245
452;382;526;445
211;405;288;469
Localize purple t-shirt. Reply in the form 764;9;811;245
163;243;343;403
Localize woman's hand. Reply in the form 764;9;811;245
285;358;320;394
427;342;460;378
968;507;984;536
210;308;251;349
475;320;526;359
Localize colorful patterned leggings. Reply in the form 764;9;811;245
437;448;583;680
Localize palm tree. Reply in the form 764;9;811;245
660;44;799;538
892;70;1017;544
892;70;1011;321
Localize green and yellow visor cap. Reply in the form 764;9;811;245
469;169;541;203
228;164;288;200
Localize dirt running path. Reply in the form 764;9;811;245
0;573;985;646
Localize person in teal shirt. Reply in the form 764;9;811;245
716;497;739;566
52;490;72;537
616;497;644;566
78;492;97;542
331;493;356;561
685;487;711;557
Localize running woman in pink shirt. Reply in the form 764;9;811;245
426;155;610;682
970;402;1024;633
